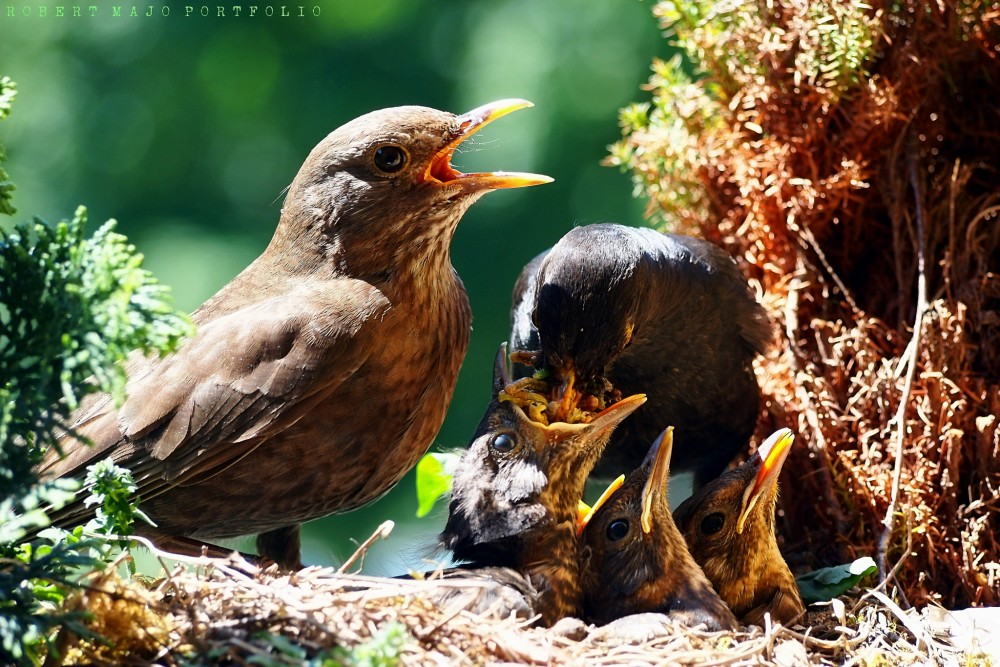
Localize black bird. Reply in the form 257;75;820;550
673;428;804;626
510;223;772;484
578;427;737;631
441;345;646;625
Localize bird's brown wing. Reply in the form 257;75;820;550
41;279;390;494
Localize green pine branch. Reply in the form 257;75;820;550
0;74;193;665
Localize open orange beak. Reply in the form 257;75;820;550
736;428;795;534
425;99;553;190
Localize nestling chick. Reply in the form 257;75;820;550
441;345;646;625
673;428;805;626
578;427;737;630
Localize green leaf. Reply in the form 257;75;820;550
251;632;307;661
0;77;16;120
414;452;459;518
0;76;16;216
796;556;877;603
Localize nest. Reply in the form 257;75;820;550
613;0;1000;607
51;539;987;666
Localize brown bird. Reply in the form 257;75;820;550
673;428;805;626
441;345;646;625
578;427;737;631
39;100;551;569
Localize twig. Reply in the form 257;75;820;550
797;221;862;317
775;622;872;652
865;589;954;656
877;139;929;586
784;267;849;534
338;520;394;574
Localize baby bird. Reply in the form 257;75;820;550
441;345;646;626
673;428;805;626
578;427;737;631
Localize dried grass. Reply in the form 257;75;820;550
52;542;984;666
616;0;1000;609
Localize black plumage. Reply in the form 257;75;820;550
510;223;772;484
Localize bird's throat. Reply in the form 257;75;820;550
524;521;583;626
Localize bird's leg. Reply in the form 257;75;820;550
256;525;303;570
140;531;253;563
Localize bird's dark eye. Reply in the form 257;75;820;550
701;512;725;535
490;432;516;454
606;519;630;542
373;145;409;174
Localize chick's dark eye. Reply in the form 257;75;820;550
701;512;725;536
373;145;408;174
490;433;516;453
606;519;629;542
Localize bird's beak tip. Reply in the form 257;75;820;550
424;99;551;190
577;474;625;536
459;99;534;124
737;428;795;533
640;426;673;534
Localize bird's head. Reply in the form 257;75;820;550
441;344;645;563
531;225;648;382
673;428;795;610
578;427;688;617
276;100;551;276
578;428;739;630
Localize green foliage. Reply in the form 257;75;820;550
799;2;881;98
0;76;15;119
0;209;192;536
413;452;460;518
81;459;155;577
248;632;309;665
654;0;766;97
83;459;154;539
606;57;722;228
0;76;15;216
0;532;104;665
654;0;879;101
0;477;78;545
0;74;192;665
248;623;409;667
327;622;409;667
796;556;877;603
614;1;882;229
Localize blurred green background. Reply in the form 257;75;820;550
0;0;670;574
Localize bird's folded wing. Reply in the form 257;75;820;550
42;279;390;489
742;585;804;627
